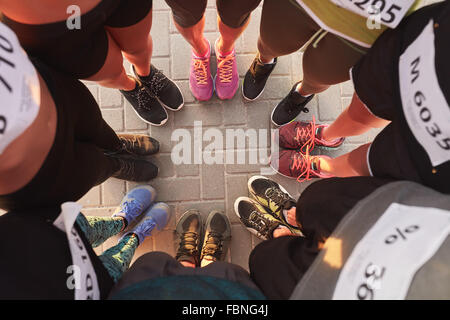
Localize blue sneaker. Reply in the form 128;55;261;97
112;185;156;226
122;202;171;245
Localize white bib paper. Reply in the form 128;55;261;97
54;203;100;300
0;23;40;154
399;20;450;167
333;203;450;300
329;0;415;28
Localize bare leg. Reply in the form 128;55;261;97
216;16;249;54
106;9;154;77
321;93;390;141
86;32;136;91
173;16;209;56
319;143;372;177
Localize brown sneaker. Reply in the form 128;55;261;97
117;134;160;156
175;210;203;266
200;211;231;267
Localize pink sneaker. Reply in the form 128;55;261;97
214;39;239;100
189;42;214;101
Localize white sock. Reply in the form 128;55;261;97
258;57;275;65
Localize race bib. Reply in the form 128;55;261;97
54;203;100;300
399;20;450;167
333;203;450;300
0;23;40;155
329;0;415;28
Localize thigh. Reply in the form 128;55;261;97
303;35;366;86
105;8;153;54
259;0;318;57
216;0;261;28
165;0;207;28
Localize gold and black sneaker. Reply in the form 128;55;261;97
175;209;203;266
247;176;303;235
199;211;231;267
234;197;284;240
117;134;160;156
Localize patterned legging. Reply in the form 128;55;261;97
75;214;139;283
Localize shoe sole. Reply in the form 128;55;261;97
234;196;270;240
129;102;169;127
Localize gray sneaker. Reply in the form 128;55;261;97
200;211;231;265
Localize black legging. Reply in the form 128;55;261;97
0;60;121;216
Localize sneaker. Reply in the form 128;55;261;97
114;134;160;156
190;41;214;101
175;209;202;266
199;210;231;266
120;78;168;126
120;202;171;245
132;65;184;111
271;81;315;126
110;156;159;182
242;54;277;101
234;197;285;240
270;149;333;182
112;185;156;226
214;39;239;100
247;176;302;233
278;118;344;152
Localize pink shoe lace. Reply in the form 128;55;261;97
295;116;317;154
291;146;316;183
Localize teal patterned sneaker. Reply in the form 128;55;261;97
121;202;171;245
112;185;156;227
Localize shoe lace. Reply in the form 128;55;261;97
248;211;279;239
193;58;209;85
201;232;224;259
265;187;291;209
136;83;155;111
217;55;234;83
290;147;314;183
120;199;143;219
177;231;200;257
146;68;169;98
295;116;317;154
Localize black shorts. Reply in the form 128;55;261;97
2;0;153;79
165;0;261;28
0;60;121;216
368;123;422;183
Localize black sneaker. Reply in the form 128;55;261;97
200;211;231;266
120;78;168;126
234;197;283;240
116;134;160;156
248;175;302;234
242;55;277;101
133;64;184;111
110;156;159;182
271;81;314;126
175;209;203;266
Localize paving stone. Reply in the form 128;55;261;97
230;224;253;271
177;201;226;221
201;165;225;200
101;108;124;132
149;178;201;202
124;100;148;131
151;11;170;57
78;185;101;207
225;174;249;224
102;179;126;207
99;87;122;108
151;153;175;178
154;230;177;256
174;103;223;128
340;80;355;96
318;85;343;122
